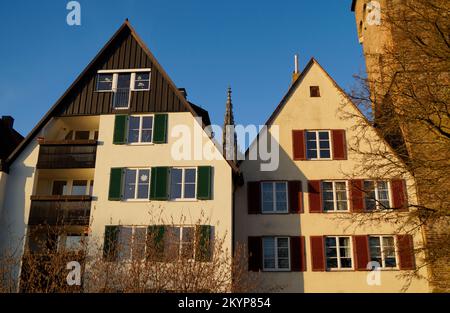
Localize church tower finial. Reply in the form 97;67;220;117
223;86;237;163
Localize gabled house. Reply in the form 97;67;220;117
0;21;238;290
234;58;430;292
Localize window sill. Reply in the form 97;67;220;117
169;199;198;202
262;269;291;272
121;199;150;203
260;211;290;215
327;268;354;272
127;142;154;146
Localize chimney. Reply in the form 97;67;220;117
178;88;188;99
292;54;300;83
2;116;14;130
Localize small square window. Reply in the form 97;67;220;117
96;74;114;91
134;72;150;90
310;86;320;97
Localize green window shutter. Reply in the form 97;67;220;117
150;167;169;200
197;166;213;200
195;225;212;262
103;226;120;261
108;168;123;200
147;225;165;260
153;114;168;144
113;115;128;144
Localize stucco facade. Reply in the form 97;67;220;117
234;59;430;292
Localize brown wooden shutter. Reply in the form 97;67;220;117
247;182;261;214
290;236;306;272
332;129;347;160
391;179;408;211
289;181;303;213
248;236;262;271
353;235;369;271
350;179;365;212
310;236;325;271
292;130;306;160
308;180;322;213
397;235;415;270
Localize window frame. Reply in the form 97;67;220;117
117;226;148;262
126;115;154;145
364;180;392;211
122;168;151;201
262;236;291;272
169;167;198;201
305;130;332;160
325;236;354;270
164;225;196;261
260;181;289;214
96;73;114;92
96;69;151;92
132;72;151;91
51;179;94;196
369;235;399;269
321;181;349;212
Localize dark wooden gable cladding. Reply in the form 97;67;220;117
56;26;186;116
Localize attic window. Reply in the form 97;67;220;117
96;74;114;91
310;86;321;97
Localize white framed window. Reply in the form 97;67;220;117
322;181;349;212
263;237;290;271
117;226;147;261
51;179;94;196
65;130;98;140
170;168;197;200
369;236;397;268
165;226;195;260
261;182;288;213
325;236;353;269
133;72;151;91
123;168;151;200
306;130;331;159
364;180;391;210
96;70;151;92
96;73;114;91
127;115;153;144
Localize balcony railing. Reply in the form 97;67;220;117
36;140;97;169
29;195;91;226
113;88;131;109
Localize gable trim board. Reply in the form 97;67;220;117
6;20;239;174
241;57;409;174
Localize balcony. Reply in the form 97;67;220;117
113;88;131;108
36;139;97;169
29;195;91;226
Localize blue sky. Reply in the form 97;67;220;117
0;0;366;137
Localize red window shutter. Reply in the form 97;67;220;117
248;236;262;271
247;182;261;214
290;236;306;272
292;130;306;160
353;235;369;271
331;129;347;160
310;236;325;271
308;180;322;213
391;179;408;211
289;181;303;213
350;179;365;212
397;235;415;270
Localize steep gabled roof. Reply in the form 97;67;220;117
6;20;239;173
242;57;407;168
